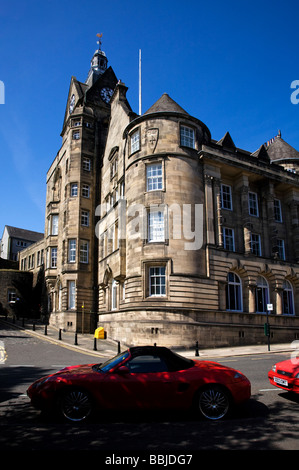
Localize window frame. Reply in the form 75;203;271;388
50;247;57;268
149;266;166;297
223;227;235;251
282;280;295;315
79;240;89;264
250;233;261;256
255;276;270;313
148;208;165;243
146;162;163;192
68;239;76;263
248;191;259;217
221;184;233;210
226;272;242;312
274;198;282;222
130;129;140;154
68;280;76;310
180;125;195;149
71;183;78;197
81;210;90;227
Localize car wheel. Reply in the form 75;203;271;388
197;385;230;420
60;388;93;422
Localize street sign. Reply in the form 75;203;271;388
267;304;273;311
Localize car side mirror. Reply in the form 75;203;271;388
116;365;130;374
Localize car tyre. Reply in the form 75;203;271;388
197;385;231;420
60;388;93;422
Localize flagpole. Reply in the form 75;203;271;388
139;49;142;115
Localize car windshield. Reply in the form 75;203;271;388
93;351;130;373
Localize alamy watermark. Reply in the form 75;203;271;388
0;80;4;104
290;80;299;104
95;199;203;251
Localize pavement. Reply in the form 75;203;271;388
1;316;297;360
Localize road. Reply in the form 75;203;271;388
1;321;299;455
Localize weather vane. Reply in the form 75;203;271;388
96;33;103;50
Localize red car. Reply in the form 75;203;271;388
268;357;299;393
27;346;251;422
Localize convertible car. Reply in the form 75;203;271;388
27;346;251;422
268;357;299;393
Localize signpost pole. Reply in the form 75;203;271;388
266;303;272;351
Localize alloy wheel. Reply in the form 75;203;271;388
60;389;93;422
198;386;230;420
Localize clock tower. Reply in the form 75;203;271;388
43;36;118;332
86;33;109;88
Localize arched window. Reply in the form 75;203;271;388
256;276;269;313
282;280;294;315
226;272;242;311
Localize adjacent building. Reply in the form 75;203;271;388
19;40;299;347
0;225;43;261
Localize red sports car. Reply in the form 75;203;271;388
268;357;299;393
27;346;251;422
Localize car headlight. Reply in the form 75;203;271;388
272;365;276;372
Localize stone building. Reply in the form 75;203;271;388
19;40;299;347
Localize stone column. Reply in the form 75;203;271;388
275;287;283;315
248;283;256;313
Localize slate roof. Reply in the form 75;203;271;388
144;93;189;115
4;226;44;242
266;135;299;162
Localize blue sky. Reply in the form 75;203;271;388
0;0;298;235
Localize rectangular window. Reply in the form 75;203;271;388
8;289;16;303
131;129;140;153
81;210;89;227
71;183;78;197
82;184;90;198
82;157;91;171
223;227;235;251
51;215;58;235
68;280;76;310
248;191;259;217
274;199;282;222
149;266;166;297
180;125;195;148
277;239;285;260
68;239;76;263
51;247;57;268
80;240;89;263
221;184;233;210
148;210;165;242
250;233;261;256
147;163;163;191
72;130;80;140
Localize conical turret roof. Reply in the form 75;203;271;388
144;93;188;115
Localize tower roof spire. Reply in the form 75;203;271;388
96;33;103;50
85;33;108;87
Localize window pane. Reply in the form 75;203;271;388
221;184;232;210
68;239;76;263
149;266;166;296
68;281;76;310
147;163;163;191
131;130;140;153
180;126;194;148
148;210;164;242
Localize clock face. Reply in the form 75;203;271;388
100;87;113;103
69;94;75;114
